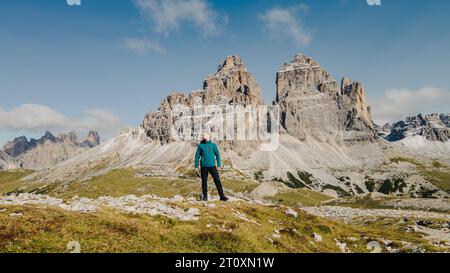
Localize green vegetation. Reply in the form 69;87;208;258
1;169;260;199
432;160;445;168
364;176;376;192
284;172;307;189
354;184;365;195
390;157;450;193
297;171;315;185
420;169;450;193
378;178;407;195
0;201;442;253
322;184;350;197
0;170;34;195
389;157;420;165
265;189;332;207
253;170;264;182
338;176;350;182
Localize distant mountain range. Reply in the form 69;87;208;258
0;131;100;170
379;113;449;142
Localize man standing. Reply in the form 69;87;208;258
195;134;228;201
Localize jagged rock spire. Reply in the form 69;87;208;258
203;55;263;105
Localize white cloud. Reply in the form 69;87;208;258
66;0;81;6
0;104;124;138
260;5;312;47
371;87;450;125
123;37;166;55
133;0;226;37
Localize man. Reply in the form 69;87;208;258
195;134;229;201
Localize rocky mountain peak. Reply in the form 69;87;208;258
216;55;247;74
2;136;31;157
276;54;337;100
143;55;264;143
143;53;377;145
275;53;374;142
41;131;57;143
340;77;372;127
81;131;101;148
384;113;450;142
59;131;79;145
203;55;263;106
280;53;321;71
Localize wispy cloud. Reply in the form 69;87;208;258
123;37;166;55
260;4;312;47
133;0;227;37
0;104;124;138
371;87;450;125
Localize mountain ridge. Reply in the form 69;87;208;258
0;131;100;170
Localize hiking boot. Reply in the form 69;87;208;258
220;196;229;202
200;194;208;202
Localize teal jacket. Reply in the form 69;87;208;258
195;141;221;168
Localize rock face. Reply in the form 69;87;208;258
143;55;264;144
2;131;57;157
81;131;101;148
203;55;263;106
385;113;450;142
0;151;11;170
1;131;101;170
275;54;374;143
143;54;375;145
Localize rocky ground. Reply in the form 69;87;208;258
301;206;450;221
0;192;448;253
301;206;450;249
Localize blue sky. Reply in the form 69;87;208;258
1;0;450;145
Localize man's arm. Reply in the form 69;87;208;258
195;145;201;169
214;144;221;168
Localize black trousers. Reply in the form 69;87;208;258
201;166;225;199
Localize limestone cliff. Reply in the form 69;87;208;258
275;54;374;143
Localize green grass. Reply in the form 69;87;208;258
390;157;420;165
58;169;198;198
265;189;332;207
390;157;450;192
420;169;450;192
1;169;260;200
0;170;34;194
0;201;443;253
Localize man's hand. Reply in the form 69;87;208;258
195;168;200;177
218;166;223;171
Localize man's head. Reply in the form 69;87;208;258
201;133;211;142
